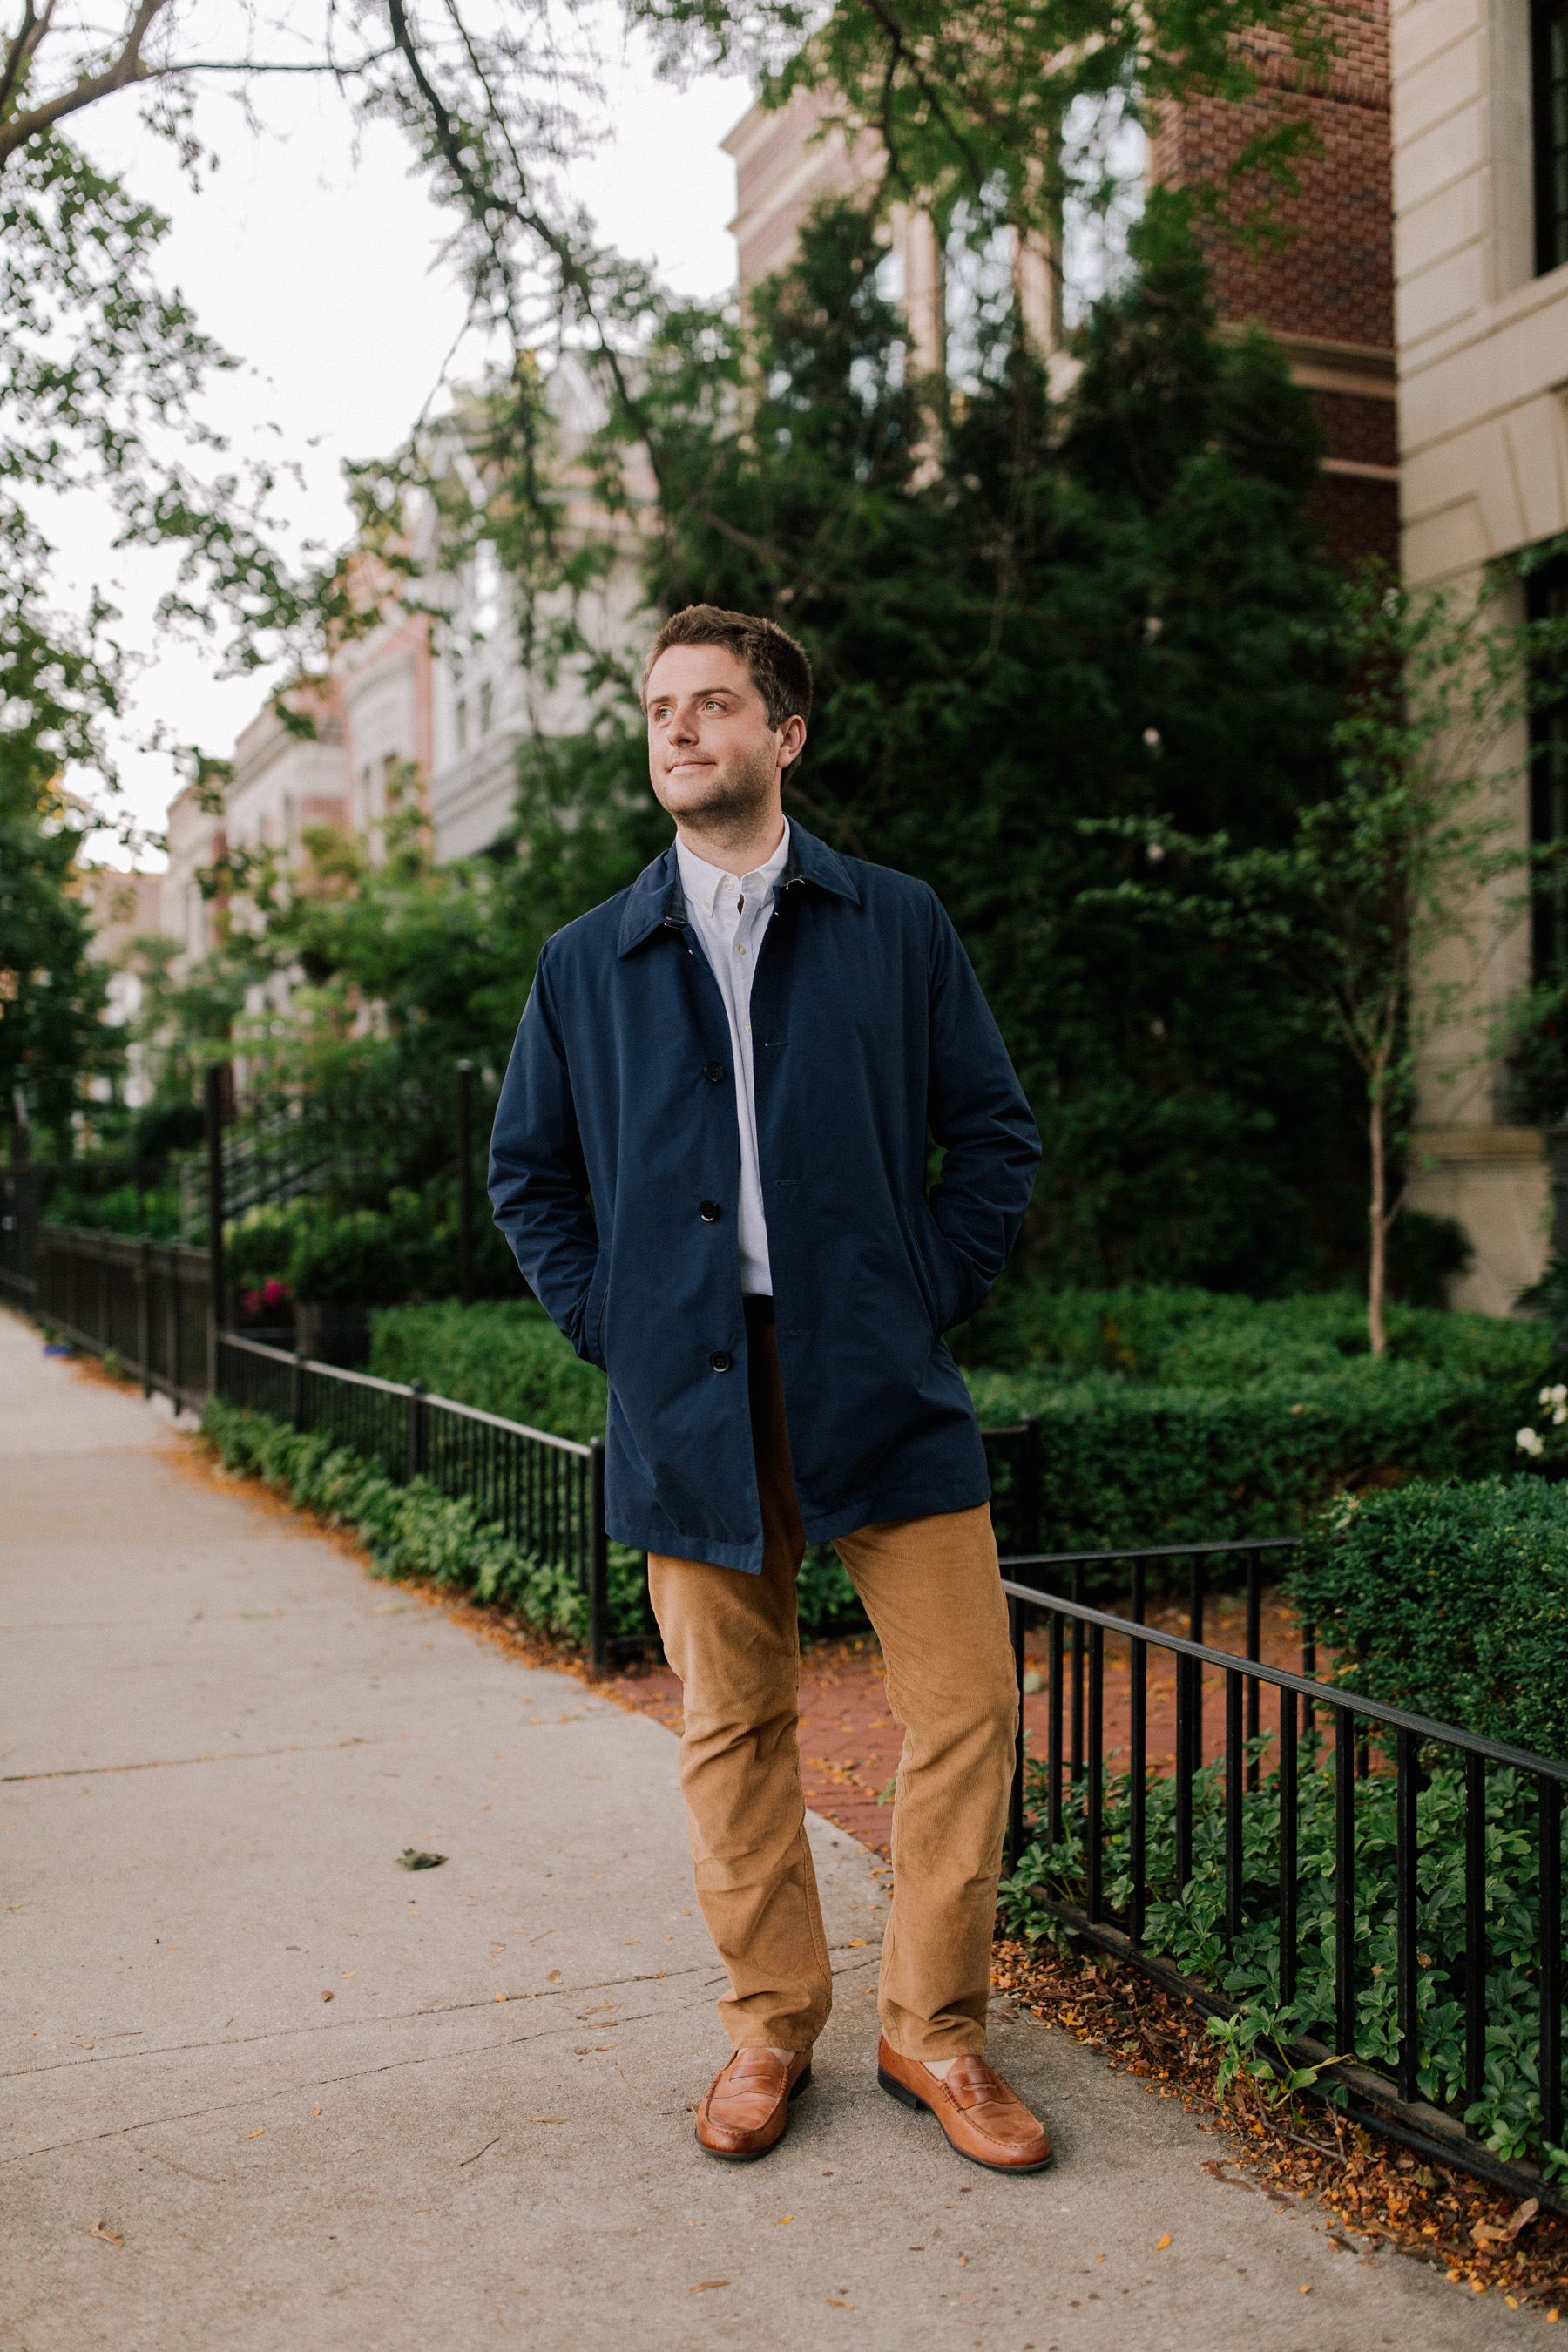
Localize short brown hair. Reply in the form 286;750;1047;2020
641;603;813;732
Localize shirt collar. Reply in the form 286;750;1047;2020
674;819;792;916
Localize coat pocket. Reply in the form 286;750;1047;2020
577;1252;612;1370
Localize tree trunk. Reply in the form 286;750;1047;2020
1368;1081;1388;1358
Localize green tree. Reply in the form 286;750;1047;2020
1085;563;1568;1348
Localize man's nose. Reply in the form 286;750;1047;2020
668;709;699;744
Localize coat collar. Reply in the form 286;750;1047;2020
616;820;861;956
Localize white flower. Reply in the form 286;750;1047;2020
1146;841;1166;862
1554;1406;1566;1426
1517;1427;1546;1457
1540;1384;1567;1407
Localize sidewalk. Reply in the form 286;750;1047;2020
0;1306;1540;2349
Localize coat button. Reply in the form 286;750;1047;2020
709;1349;733;1374
699;1200;721;1223
705;1060;725;1083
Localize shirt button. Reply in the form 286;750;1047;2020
709;1349;733;1374
734;942;747;956
705;1060;725;1083
699;1200;721;1223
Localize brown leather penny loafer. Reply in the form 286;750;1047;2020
694;2047;813;2161
877;2037;1052;2173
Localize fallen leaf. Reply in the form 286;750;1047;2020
341;1971;356;1980
1473;2222;1509;2247
826;2299;855;2308
1507;2197;1540;2238
497;1993;507;2003
398;1850;446;1871
321;1990;334;2003
690;2281;729;2294
1300;2285;1312;2295
546;1970;562;1984
312;2109;322;2117
778;2214;793;2225
91;2220;124;2247
1155;2234;1171;2251
848;1939;868;1949
247;2128;265;2139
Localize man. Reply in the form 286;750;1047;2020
489;604;1049;2173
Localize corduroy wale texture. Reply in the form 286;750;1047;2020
650;1326;1019;2060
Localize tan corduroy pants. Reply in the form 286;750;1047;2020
647;1321;1018;2063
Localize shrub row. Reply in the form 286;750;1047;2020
954;1281;1553;1391
1288;1477;1568;1761
971;1361;1532;1553
199;1395;646;1644
374;1296;1548;1559
368;1296;605;1442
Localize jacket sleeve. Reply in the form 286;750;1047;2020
924;893;1042;1327
487;946;605;1363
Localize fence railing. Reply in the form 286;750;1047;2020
997;1543;1568;2216
27;1224;212;1412
215;1334;611;1667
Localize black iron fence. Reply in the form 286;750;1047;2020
216;1334;610;1666
998;1542;1568;2215
27;1224;212;1412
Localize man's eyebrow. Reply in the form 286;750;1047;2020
647;680;742;706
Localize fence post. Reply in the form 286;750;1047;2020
290;1349;306;1433
588;1436;609;1676
1007;1594;1027;1868
139;1234;152;1396
204;1063;226;1396
406;1378;429;1483
456;1058;475;1308
1017;1412;1041;1558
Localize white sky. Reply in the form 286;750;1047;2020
60;13;751;868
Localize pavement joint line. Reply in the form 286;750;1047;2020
1;1985;768;2165
6;1949;887;2089
1;1736;379;1783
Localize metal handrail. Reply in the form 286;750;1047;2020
1001;1575;1568;1782
221;1333;594;1457
1006;1535;1301;1570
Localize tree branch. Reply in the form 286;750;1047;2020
0;0;169;167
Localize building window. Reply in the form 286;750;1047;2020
1533;0;1568;274
1530;558;1568;980
479;678;493;736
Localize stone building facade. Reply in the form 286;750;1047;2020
1393;0;1568;1309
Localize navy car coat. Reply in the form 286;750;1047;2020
488;822;1041;1573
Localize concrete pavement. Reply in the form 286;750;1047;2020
0;1305;1544;2349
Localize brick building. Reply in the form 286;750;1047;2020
1150;2;1400;567
724;16;1400;570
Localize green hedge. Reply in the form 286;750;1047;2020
374;1293;1549;1562
199;1395;646;1645
1287;1477;1568;1761
1001;1747;1567;2180
369;1296;606;1442
955;1281;1552;1390
971;1361;1534;1555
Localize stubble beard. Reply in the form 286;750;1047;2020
656;740;781;849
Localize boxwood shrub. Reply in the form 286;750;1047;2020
1287;1477;1568;1761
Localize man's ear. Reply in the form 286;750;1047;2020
778;716;807;773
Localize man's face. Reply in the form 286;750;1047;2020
644;643;802;826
